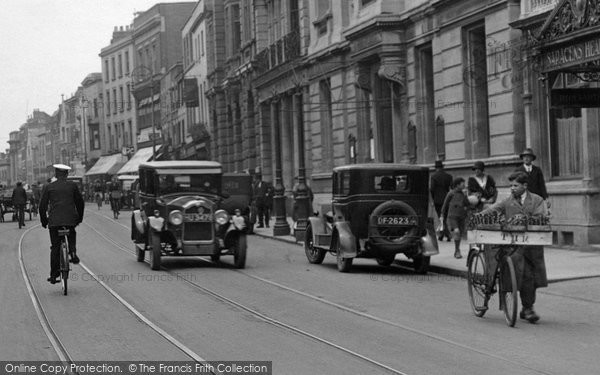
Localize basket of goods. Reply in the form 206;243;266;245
467;212;552;246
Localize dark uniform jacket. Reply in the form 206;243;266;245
481;192;548;288
253;180;272;207
39;178;85;227
12;186;28;205
515;164;548;199
430;170;453;206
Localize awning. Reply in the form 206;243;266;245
116;146;156;175
85;153;127;176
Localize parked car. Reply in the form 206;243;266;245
130;161;250;270
304;163;439;273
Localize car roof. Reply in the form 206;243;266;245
333;163;429;172
140;160;222;172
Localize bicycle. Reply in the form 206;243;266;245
57;227;72;295
467;244;518;327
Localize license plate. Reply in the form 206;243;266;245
183;213;212;222
376;216;417;226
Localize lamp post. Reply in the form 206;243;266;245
271;99;290;236
292;91;310;241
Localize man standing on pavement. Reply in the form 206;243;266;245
515;148;550;209
39;164;85;284
479;172;548;323
12;181;28;228
430;160;453;241
253;173;272;228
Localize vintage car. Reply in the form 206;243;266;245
131;161;250;270
304;164;439;273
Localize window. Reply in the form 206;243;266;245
200;30;205;56
550;107;582;177
111;57;116;80
126;83;131;110
315;0;330;35
104;59;110;82
107;125;112;150
463;21;490;158
106;91;111;116
242;0;251;42
319;79;333;168
361;0;375;6
90;124;100;150
93;98;98;117
128;120;133;145
119;86;124;112
416;43;435;162
118;54;123;77
112;89;117;114
125;51;130;74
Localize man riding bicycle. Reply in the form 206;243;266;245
39;164;85;284
478;172;548;323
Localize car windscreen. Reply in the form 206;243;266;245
157;174;220;195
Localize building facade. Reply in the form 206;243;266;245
131;2;197;158
100;26;136;156
513;0;600;245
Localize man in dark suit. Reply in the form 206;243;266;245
480;172;548;323
39;164;85;284
430;160;453;241
515;148;550;208
12;181;28;228
252;174;272;228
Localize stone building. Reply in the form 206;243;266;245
80;73;105;172
131;2;196;158
99;25;137;156
512;0;600;245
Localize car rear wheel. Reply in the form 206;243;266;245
233;233;247;269
334;235;352;273
413;254;430;274
305;223;326;264
149;232;161;270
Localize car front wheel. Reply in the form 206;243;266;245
376;255;395;266
149;232;161;270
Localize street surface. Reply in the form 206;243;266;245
1;203;599;374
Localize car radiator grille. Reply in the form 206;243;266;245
184;222;213;241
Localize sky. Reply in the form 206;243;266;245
0;0;190;151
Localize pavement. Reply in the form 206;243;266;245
251;217;600;283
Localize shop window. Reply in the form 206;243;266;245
550;107;582;178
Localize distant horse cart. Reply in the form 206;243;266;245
0;188;33;222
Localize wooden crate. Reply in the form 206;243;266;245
467;229;552;246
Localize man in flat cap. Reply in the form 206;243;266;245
39;164;85;284
478;172;548;323
515;148;550;208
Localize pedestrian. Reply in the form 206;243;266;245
430;160;453;241
440;177;470;259
292;177;314;223
515;148;550;209
252;174;272;228
39;164;85;284
478;172;548;323
467;161;498;212
12;181;28;228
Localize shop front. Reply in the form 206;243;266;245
515;0;600;246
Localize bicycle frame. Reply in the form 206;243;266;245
57;228;71;296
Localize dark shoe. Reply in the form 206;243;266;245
437;235;444;241
257;224;264;228
454;251;462;259
521;308;540;323
47;277;59;284
265;224;270;228
69;253;80;264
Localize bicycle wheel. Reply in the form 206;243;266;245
499;255;518;327
60;240;69;296
467;248;489;317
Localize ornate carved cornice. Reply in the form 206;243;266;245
538;0;600;41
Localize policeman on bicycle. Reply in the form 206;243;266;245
39;164;85;284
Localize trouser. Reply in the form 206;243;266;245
49;226;76;278
257;204;270;226
434;203;451;239
15;204;25;226
519;252;537;309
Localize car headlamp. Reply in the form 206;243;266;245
169;210;183;226
214;210;229;225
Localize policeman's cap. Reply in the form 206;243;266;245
53;164;71;171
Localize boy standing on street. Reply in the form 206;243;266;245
441;177;470;259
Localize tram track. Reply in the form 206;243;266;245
86;210;554;375
18;223;216;373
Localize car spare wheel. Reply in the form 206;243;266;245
370;200;419;245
